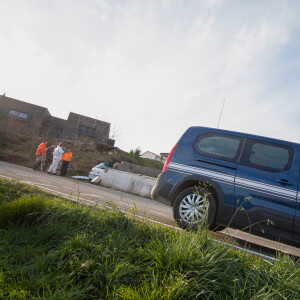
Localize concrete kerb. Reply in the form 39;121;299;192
92;169;156;199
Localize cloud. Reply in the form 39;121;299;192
0;0;300;153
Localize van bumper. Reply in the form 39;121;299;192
151;172;173;206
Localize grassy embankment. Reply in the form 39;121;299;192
0;178;299;299
0;131;163;176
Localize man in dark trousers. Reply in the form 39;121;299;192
44;144;56;172
33;141;47;171
60;149;73;176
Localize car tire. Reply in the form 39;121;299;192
173;187;217;230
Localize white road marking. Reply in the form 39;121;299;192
21;181;38;185
14;172;27;176
63;186;104;199
118;202;167;216
37;183;58;188
84;193;104;199
0;174;12;179
80;193;104;199
1;168;26;177
149;210;167;216
63;186;76;190
0;175;59;192
37;186;77;198
26;182;58;188
121;203;135;207
36;179;51;183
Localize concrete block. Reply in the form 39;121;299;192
99;169;156;198
113;161;161;178
91;175;102;184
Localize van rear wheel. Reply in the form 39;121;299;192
173;187;217;230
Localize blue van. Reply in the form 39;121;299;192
151;127;300;245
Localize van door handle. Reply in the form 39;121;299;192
276;179;293;186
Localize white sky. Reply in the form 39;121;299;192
0;0;300;154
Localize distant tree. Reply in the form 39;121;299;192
109;126;120;140
129;147;141;159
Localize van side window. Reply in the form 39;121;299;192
240;139;294;172
194;133;242;162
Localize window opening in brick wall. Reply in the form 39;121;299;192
77;124;97;137
9;109;29;120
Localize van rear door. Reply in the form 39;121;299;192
293;167;300;241
234;137;298;240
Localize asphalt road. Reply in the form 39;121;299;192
0;161;175;227
1;161;299;258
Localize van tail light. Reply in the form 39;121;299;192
162;143;178;173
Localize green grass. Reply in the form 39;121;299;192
0;178;299;299
0;179;49;204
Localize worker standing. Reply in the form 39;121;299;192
44;144;56;172
60;149;73;176
33;140;47;171
47;144;64;175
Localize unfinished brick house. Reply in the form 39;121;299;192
0;95;115;146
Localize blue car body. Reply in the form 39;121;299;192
151;126;300;245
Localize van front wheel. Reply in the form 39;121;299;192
173;187;217;230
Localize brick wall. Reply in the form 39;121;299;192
0;95;114;145
0;95;51;137
61;112;110;143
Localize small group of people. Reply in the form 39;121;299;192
33;141;73;176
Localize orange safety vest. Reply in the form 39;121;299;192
61;152;73;161
36;143;46;156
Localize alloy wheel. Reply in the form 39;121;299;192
179;193;209;225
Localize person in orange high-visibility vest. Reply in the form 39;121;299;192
33;140;47;171
60;149;73;176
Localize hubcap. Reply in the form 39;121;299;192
179;193;209;225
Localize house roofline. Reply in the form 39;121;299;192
0;95;50;113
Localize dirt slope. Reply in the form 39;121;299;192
0;131;163;176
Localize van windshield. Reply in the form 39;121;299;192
96;163;106;169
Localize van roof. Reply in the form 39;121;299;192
188;126;300;147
